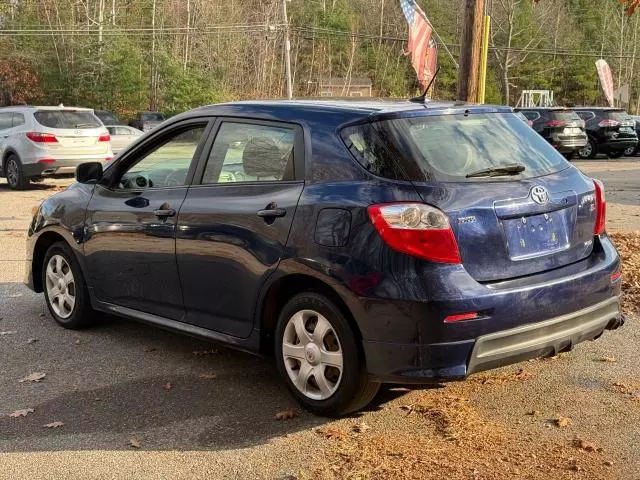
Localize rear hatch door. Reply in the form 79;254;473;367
375;111;598;282
603;109;637;140
32;110;109;155
544;109;585;139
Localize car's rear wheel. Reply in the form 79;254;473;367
577;138;597;159
5;154;29;190
42;241;96;329
275;292;380;417
609;150;624;158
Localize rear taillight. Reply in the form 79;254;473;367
580;120;586;129
593;179;606;235
527;120;533;127
544;120;566;128
26;132;58;143
367;203;461;264
598;119;619;128
98;133;110;142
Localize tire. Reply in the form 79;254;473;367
577;138;597;159
42;241;96;329
623;145;637;157
275;292;380;417
5;154;30;190
609;150;624;159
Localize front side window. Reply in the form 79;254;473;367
372;112;568;182
202;122;295;184
117;125;206;189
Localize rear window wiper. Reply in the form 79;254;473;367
74;123;95;128
465;163;526;178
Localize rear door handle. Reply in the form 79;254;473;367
257;208;286;218
153;208;176;218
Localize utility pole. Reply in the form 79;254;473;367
282;0;293;99
457;0;485;102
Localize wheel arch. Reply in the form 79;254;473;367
31;231;73;292
257;272;363;356
2;148;20;175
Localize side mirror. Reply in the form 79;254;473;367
76;162;103;184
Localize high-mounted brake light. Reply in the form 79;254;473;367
598;119;619;128
98;133;110;142
593;179;606;235
367;203;461;264
26;132;58;143
544;120;566;128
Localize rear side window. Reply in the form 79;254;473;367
375;113;568;182
0;113;12;130
34;110;101;129
341;123;408;180
521;111;539;121
12;113;25;127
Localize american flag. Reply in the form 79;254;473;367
400;0;437;90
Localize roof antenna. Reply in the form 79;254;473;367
409;66;441;104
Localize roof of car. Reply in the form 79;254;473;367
572;106;625;111
514;106;573;111
191;99;512;124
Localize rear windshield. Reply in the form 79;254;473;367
551;110;581;121
95;111;119;125
342;113;568;182
605;110;632;122
34;110;101;129
142;113;165;122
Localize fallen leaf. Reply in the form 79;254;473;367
575;439;597;452
192;348;219;356
317;427;348;440
595;357;617;363
554;416;572;428
399;405;414;415
19;372;46;383
351;422;371;433
8;294;22;298
74;339;81;345
198;373;217;380
275;408;297;420
0;331;17;336
526;410;540;416
604;460;614;467
9;408;34;417
163;382;173;391
130;438;141;448
143;346;157;352
39;313;46;318
43;421;64;428
26;338;38;344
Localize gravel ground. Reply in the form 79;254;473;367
0;158;638;479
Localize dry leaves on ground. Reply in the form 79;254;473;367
317;427;348;440
594;357;617;363
198;373;217;380
43;421;64;428
574;439;600;452
130;438;141;448
163;382;173;391
275;408;297;420
611;381;640;400
26;338;38;344
351;422;371;434
0;331;17;336
18;372;46;383
9;408;34;418
554;416;572;428
475;368;532;385
609;232;640;314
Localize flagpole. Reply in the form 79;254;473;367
422;17;459;69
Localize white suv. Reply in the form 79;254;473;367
0;106;113;190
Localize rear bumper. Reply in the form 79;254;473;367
22;154;112;177
363;235;622;383
599;138;638;152
549;135;587;152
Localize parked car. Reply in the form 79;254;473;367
514;110;533;127
623;115;640;156
573;107;638;159
94;109;121;126
129;111;166;132
105;125;143;154
25;100;623;416
514;107;587;159
0;106;113;190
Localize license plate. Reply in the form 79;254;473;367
503;211;569;260
620;126;634;133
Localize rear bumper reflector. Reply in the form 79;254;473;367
37;159;56;164
444;312;479;323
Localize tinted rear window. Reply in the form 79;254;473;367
96;111;119;125
605;110;632;122
551;110;581;121
34;110;101;129
359;113;568;182
142;113;164;122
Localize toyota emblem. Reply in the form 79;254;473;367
531;186;549;205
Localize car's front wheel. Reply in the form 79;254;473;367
42;241;96;329
623;145;638;157
275;292;380;416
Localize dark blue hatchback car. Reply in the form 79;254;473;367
25;100;624;416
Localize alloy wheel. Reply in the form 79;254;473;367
45;254;76;319
624;146;635;156
282;309;343;400
578;142;592;158
6;159;18;187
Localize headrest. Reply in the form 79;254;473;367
242;136;289;178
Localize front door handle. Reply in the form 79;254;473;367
153;208;176;218
257;208;286;218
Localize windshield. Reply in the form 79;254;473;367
34;110;102;129
142;113;165;122
371;113;568;182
